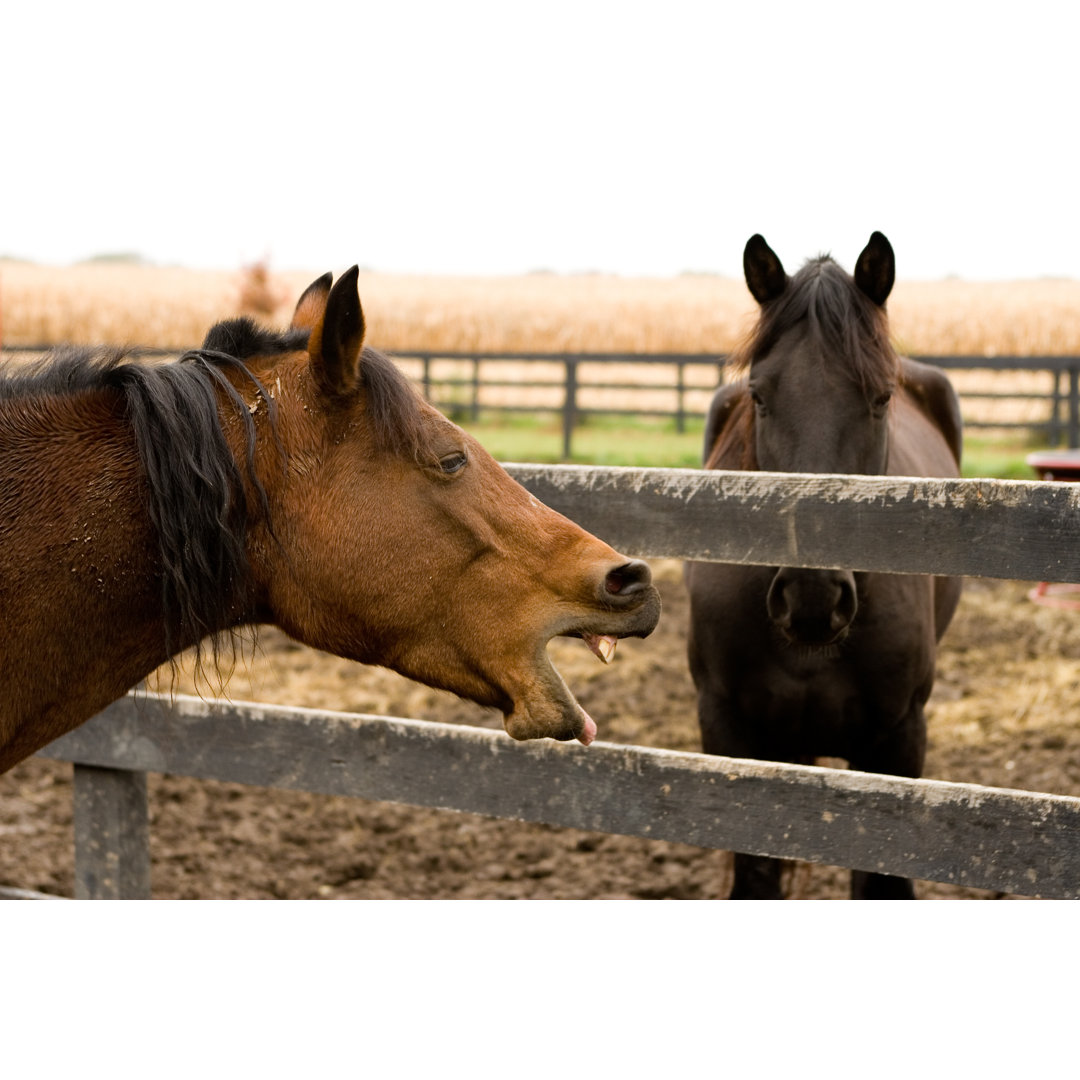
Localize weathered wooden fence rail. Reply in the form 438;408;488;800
40;693;1080;899
508;465;1080;581
31;466;1080;898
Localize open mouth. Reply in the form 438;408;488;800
501;590;661;746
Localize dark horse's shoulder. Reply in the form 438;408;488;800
703;378;750;467
899;357;963;467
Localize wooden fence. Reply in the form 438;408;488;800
5;347;1080;455
31;465;1080;899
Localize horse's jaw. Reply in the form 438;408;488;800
502;648;598;746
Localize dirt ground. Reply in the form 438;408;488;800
4;564;1080;900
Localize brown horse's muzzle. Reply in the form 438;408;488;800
502;557;661;746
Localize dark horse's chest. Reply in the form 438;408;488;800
735;646;878;759
687;564;941;762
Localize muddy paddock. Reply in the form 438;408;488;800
4;565;1080;899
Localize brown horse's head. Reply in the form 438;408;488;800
232;268;660;743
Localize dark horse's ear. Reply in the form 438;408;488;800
854;231;895;307
292;266;366;396
743;235;788;305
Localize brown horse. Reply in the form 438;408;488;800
685;233;962;899
0;268;660;774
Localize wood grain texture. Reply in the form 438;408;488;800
72;765;150;900
506;464;1080;582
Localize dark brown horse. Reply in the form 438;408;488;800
0;268;660;775
685;233;962;899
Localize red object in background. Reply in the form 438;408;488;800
1026;450;1080;608
1026;449;1080;482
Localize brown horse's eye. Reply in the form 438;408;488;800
872;392;892;414
439;451;468;475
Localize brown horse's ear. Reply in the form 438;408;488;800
305;266;366;396
855;231;895;307
291;273;333;332
744;234;788;305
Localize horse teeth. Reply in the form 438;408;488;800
584;633;617;664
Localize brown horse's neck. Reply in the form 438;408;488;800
0;387;253;771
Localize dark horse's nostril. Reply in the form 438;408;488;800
605;559;652;597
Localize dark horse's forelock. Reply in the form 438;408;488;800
730;255;900;401
710;256;901;472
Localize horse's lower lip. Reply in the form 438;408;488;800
501;643;602;744
777;624;849;649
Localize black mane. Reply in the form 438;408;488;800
201;317;430;459
0;342;272;674
0;319;433;669
201;316;308;360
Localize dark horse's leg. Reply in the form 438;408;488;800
695;689;788;900
850;868;915;899
687;564;799;900
730;852;785;900
847;703;927;900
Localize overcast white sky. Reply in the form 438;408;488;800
3;1;1076;280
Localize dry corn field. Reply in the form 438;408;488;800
8;261;1080;429
5;260;1080;356
5;260;1080;431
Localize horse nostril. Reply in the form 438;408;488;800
833;578;858;631
605;559;652;597
767;567;857;644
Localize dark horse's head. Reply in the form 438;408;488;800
717;232;900;646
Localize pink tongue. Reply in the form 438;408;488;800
578;708;597;746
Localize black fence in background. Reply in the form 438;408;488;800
394;352;1080;458
5;346;1079;458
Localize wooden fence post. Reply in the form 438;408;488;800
73;765;151;900
675;360;686;433
562;358;578;460
1069;365;1080;448
1051;370;1063;447
421;354;432;402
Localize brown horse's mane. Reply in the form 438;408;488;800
709;256;901;471
204;316;432;461
0;318;430;668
